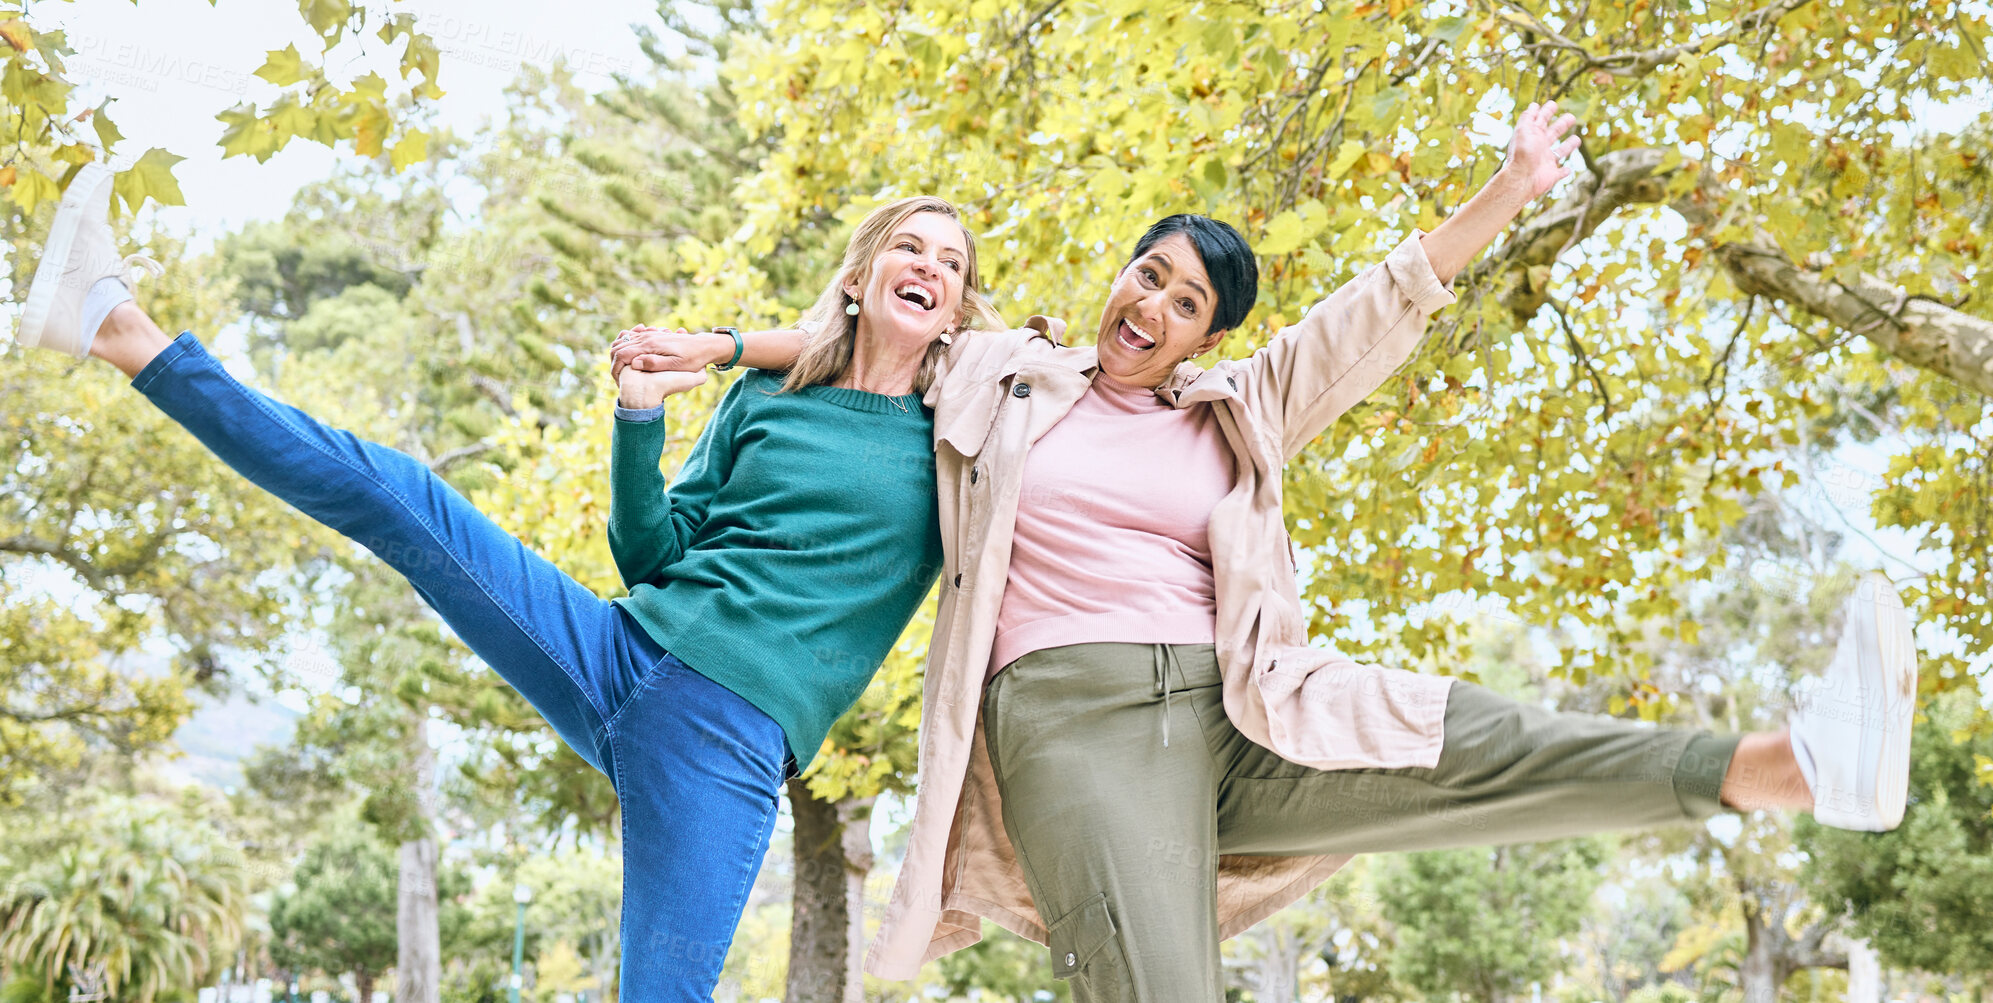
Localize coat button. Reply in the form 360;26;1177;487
970;466;980;484
1065;952;1077;967
1012;382;1032;398
1226;375;1237;391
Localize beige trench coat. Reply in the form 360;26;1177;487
866;232;1461;979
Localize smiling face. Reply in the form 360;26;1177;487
842;209;969;354
1094;233;1228;388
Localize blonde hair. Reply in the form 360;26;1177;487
781;196;1005;395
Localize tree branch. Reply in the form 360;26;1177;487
1462;146;1993;398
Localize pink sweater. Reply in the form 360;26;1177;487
988;373;1236;676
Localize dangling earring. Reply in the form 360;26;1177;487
846;299;862;316
939;329;954;346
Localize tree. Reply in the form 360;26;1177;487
1;0;443;216
0;226;303;801
1222;865;1404;1003
697;0;1989;706
1591;509;1878;1003
214;148;612;1003
268;826;399;1003
2;0;456;802
930;921;1069;1002
1800;685;1993;984
0;796;250;1003
448;849;621;1003
1377;839;1607;1003
1573;875;1694;1002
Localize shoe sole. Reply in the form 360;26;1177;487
1868;575;1917;828
16;164;114;356
1838;574;1917;830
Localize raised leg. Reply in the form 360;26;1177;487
1215;681;1742;857
130;329;656;770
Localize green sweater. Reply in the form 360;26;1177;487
608;368;943;767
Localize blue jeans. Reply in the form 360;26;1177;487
133;333;788;999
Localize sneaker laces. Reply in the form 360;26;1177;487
122;254;163;285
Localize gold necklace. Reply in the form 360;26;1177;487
847;375;912;412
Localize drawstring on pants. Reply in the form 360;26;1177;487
1152;645;1182;747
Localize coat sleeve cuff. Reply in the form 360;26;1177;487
614;403;667;423
1383;230;1457;314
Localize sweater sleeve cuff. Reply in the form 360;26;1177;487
1384;230;1457;314
615;403;667;423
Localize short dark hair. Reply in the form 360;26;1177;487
1125;214;1259;336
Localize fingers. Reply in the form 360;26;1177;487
655;369;709;396
634;354;694;372
1519;100;1567;132
1556;135;1582;159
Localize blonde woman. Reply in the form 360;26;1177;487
9;182;1007;998
617;101;1917;999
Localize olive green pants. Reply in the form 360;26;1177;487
982;643;1739;1002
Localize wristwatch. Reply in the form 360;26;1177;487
712;327;744;371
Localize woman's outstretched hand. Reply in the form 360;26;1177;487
613;326;711;409
1417;100;1584;284
1503;100;1582;202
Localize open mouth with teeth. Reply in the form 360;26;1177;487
895;282;935;311
1114;318;1157;351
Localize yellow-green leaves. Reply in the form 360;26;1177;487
691;0;1991;706
7;166;57;211
388;130;429;173
297;0;355;44
0;18;30;52
1258;200;1332;256
255;44;308;87
112;147;185;210
0;2;447;223
212;6;442;172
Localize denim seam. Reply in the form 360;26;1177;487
181;345;609;724
610;745;630;976
599;649;678;747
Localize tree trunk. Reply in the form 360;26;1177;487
1247;925;1301;1003
784;779;875;1003
1739;909;1783;1003
396;721;442;1003
1845;936;1881;1003
355;968;376;1003
1258;952;1298;1003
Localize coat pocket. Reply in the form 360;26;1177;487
1253;646;1454;771
1048;892;1119;980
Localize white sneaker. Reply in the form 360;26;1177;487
13;162;162;357
1789;572;1919;831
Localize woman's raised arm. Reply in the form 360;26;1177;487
1418;100;1580;283
1233;100;1581;460
608;330;743;590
